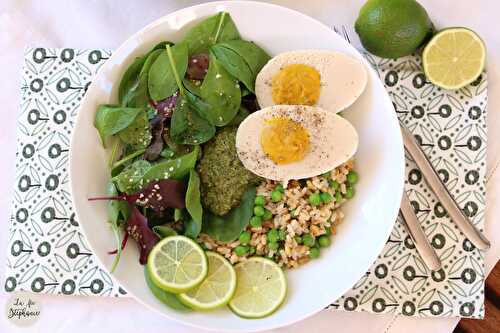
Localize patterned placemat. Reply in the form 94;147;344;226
4;47;487;318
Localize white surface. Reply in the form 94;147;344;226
69;2;404;331
0;1;499;333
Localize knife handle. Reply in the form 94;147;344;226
400;193;441;271
400;126;490;250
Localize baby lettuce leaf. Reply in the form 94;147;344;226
216;40;270;77
144;267;191;311
170;94;215;145
184;170;202;239
200;56;241;126
152;225;177;239
202;186;256;242
94;105;142;145
182;12;240;55
210;45;255;92
118;109;152;149
148;44;188;102
113;160;151;194
142;145;199;185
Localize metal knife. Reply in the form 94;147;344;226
400;125;490;250
400;193;441;271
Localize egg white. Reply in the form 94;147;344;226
255;50;367;113
236;105;358;181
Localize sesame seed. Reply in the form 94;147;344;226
216;73;222;79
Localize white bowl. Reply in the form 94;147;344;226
69;1;405;332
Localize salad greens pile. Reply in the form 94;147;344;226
91;12;270;272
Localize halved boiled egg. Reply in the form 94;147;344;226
255;50;367;113
236;105;358;181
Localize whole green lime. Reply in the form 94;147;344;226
355;0;434;58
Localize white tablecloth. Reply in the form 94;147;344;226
1;1;499;332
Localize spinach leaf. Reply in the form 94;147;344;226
202;186;256;242
152;225;177;239
182;78;202;97
151;41;174;51
200;56;241;126
182;12;240;55
118;109;152;149
107;182;130;223
144;267;191;312
118;56;146;106
210;45;255;92
142;145;199;184
184;170;202;239
120;49;163;107
94;105;142;146
148;43;188;101
106;182;129;273
113;160;151;194
170;95;215;145
227;106;250;126
217;40;270;77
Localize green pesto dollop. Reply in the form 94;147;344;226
197;127;261;216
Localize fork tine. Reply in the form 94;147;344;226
341;25;351;44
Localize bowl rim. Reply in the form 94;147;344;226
69;1;405;331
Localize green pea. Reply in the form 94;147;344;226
290;209;297;217
345;187;355;199
267;229;279;243
278;229;286;241
302;233;315;247
262;209;273;221
239;231;251;245
324;227;332;236
275;184;285;193
308;193;321;206
268;241;279;251
253;205;265;217
249;216;262;227
254;195;266;206
309;247;320;259
320;192;333;203
347;171;358;184
248;246;256;255
294;235;303;244
235;245;248;256
329;179;340;190
335;191;343;203
271;190;283;202
318;235;331;247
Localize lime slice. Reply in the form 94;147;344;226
147;235;208;293
229;257;287;318
423;28;485;90
178;252;237;310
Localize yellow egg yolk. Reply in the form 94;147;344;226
271;64;321;106
260;117;310;165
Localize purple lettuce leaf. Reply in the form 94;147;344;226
89;179;186;214
126;205;159;264
186;53;209;80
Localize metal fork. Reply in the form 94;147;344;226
333;24;442;271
